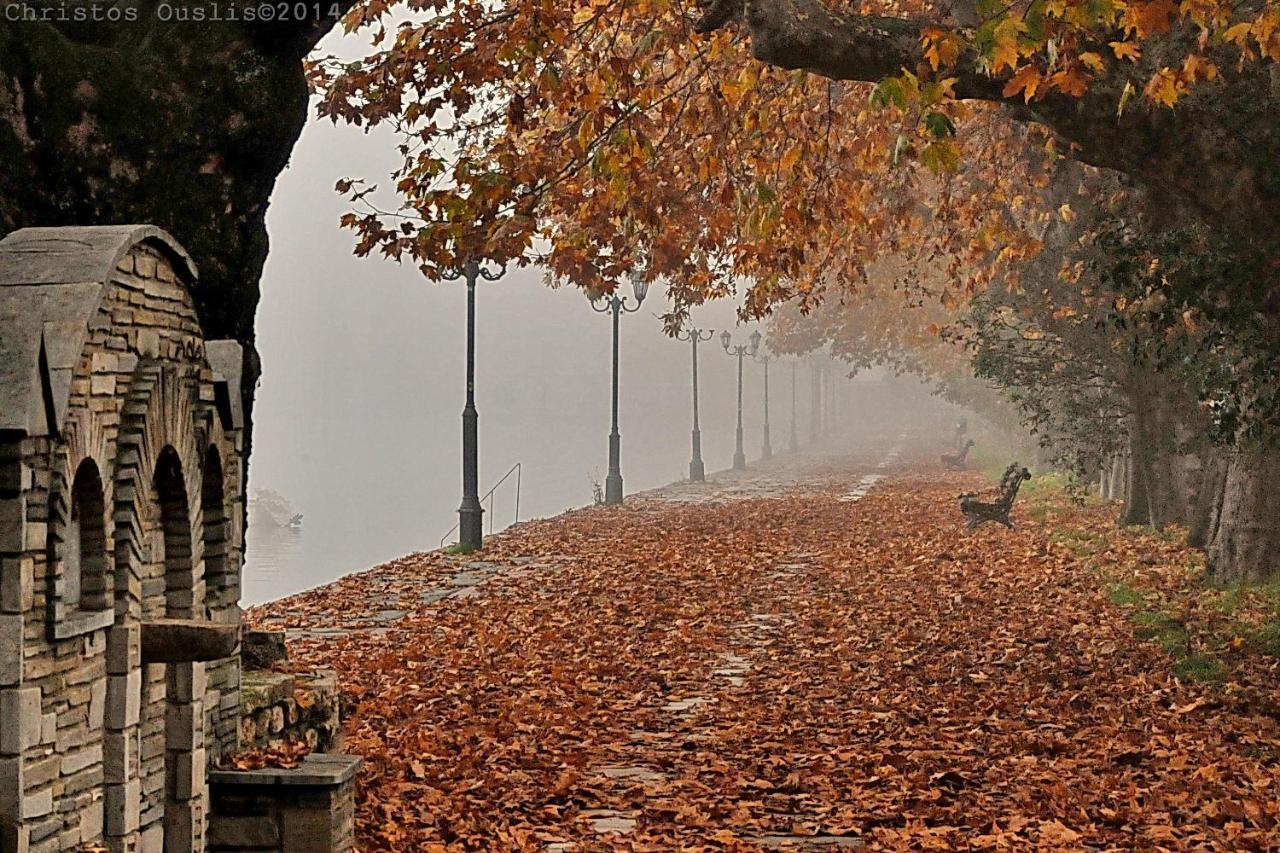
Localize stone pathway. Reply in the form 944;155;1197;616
253;554;568;640
551;445;900;850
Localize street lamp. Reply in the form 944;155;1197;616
441;257;506;550
753;344;773;461
675;322;714;481
721;329;760;470
788;360;799;453
591;269;649;505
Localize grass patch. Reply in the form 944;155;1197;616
1174;654;1227;683
444;542;480;555
1133;611;1189;653
1021;472;1068;500
1105;582;1146;608
1239;619;1280;658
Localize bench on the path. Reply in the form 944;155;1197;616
958;462;1031;530
941;439;975;471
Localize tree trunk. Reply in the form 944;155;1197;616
1122;422;1153;526
1100;452;1127;502
1187;451;1228;550
1207;450;1280;583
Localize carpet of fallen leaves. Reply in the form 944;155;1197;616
249;450;1280;851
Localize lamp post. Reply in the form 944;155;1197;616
441;257;506;550
721;329;760;470
753;348;773;461
676;323;714;481
788;360;799;453
591;270;649;505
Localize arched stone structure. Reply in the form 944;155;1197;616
0;226;247;853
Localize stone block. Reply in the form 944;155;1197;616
89;351;119;373
170;662;206;703
24;755;58;789
0;687;40;754
0;498;23;554
60;744;102;776
165;702;203;751
138;822;163;853
104;781;140;836
0;756;20;822
39;714;54;746
79;798;104;844
170;748;205;801
133;254;156;279
135;329;159;358
25;814;59;847
21;523;45;554
89;375;116;396
282;805;335;851
0;557;32;614
106;670;141;729
106;625;140;675
206;814;280;849
161;800;198;853
0;614;22;685
21;787;52;819
102;729;135;783
63;765;103;797
88;678;106;728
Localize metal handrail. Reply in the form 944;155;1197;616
440;462;522;547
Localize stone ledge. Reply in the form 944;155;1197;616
49;606;114;640
209;754;361;788
140;618;238;662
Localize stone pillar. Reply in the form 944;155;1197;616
164;662;206;853
104;625;141;853
0;450;31;853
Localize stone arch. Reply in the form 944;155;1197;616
155;447;194;619
108;362;211;852
111;362;211;621
68;458;110;613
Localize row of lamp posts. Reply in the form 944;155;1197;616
444;259;801;549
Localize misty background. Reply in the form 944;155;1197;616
243;29;813;604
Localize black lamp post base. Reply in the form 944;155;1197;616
761;445;772;461
732;452;746;470
689;460;705;481
458;505;484;550
605;473;624;505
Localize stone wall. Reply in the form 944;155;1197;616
238;671;341;756
0;228;246;853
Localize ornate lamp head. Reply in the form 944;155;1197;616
720;330;732;351
749;329;762;356
630;268;649;305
